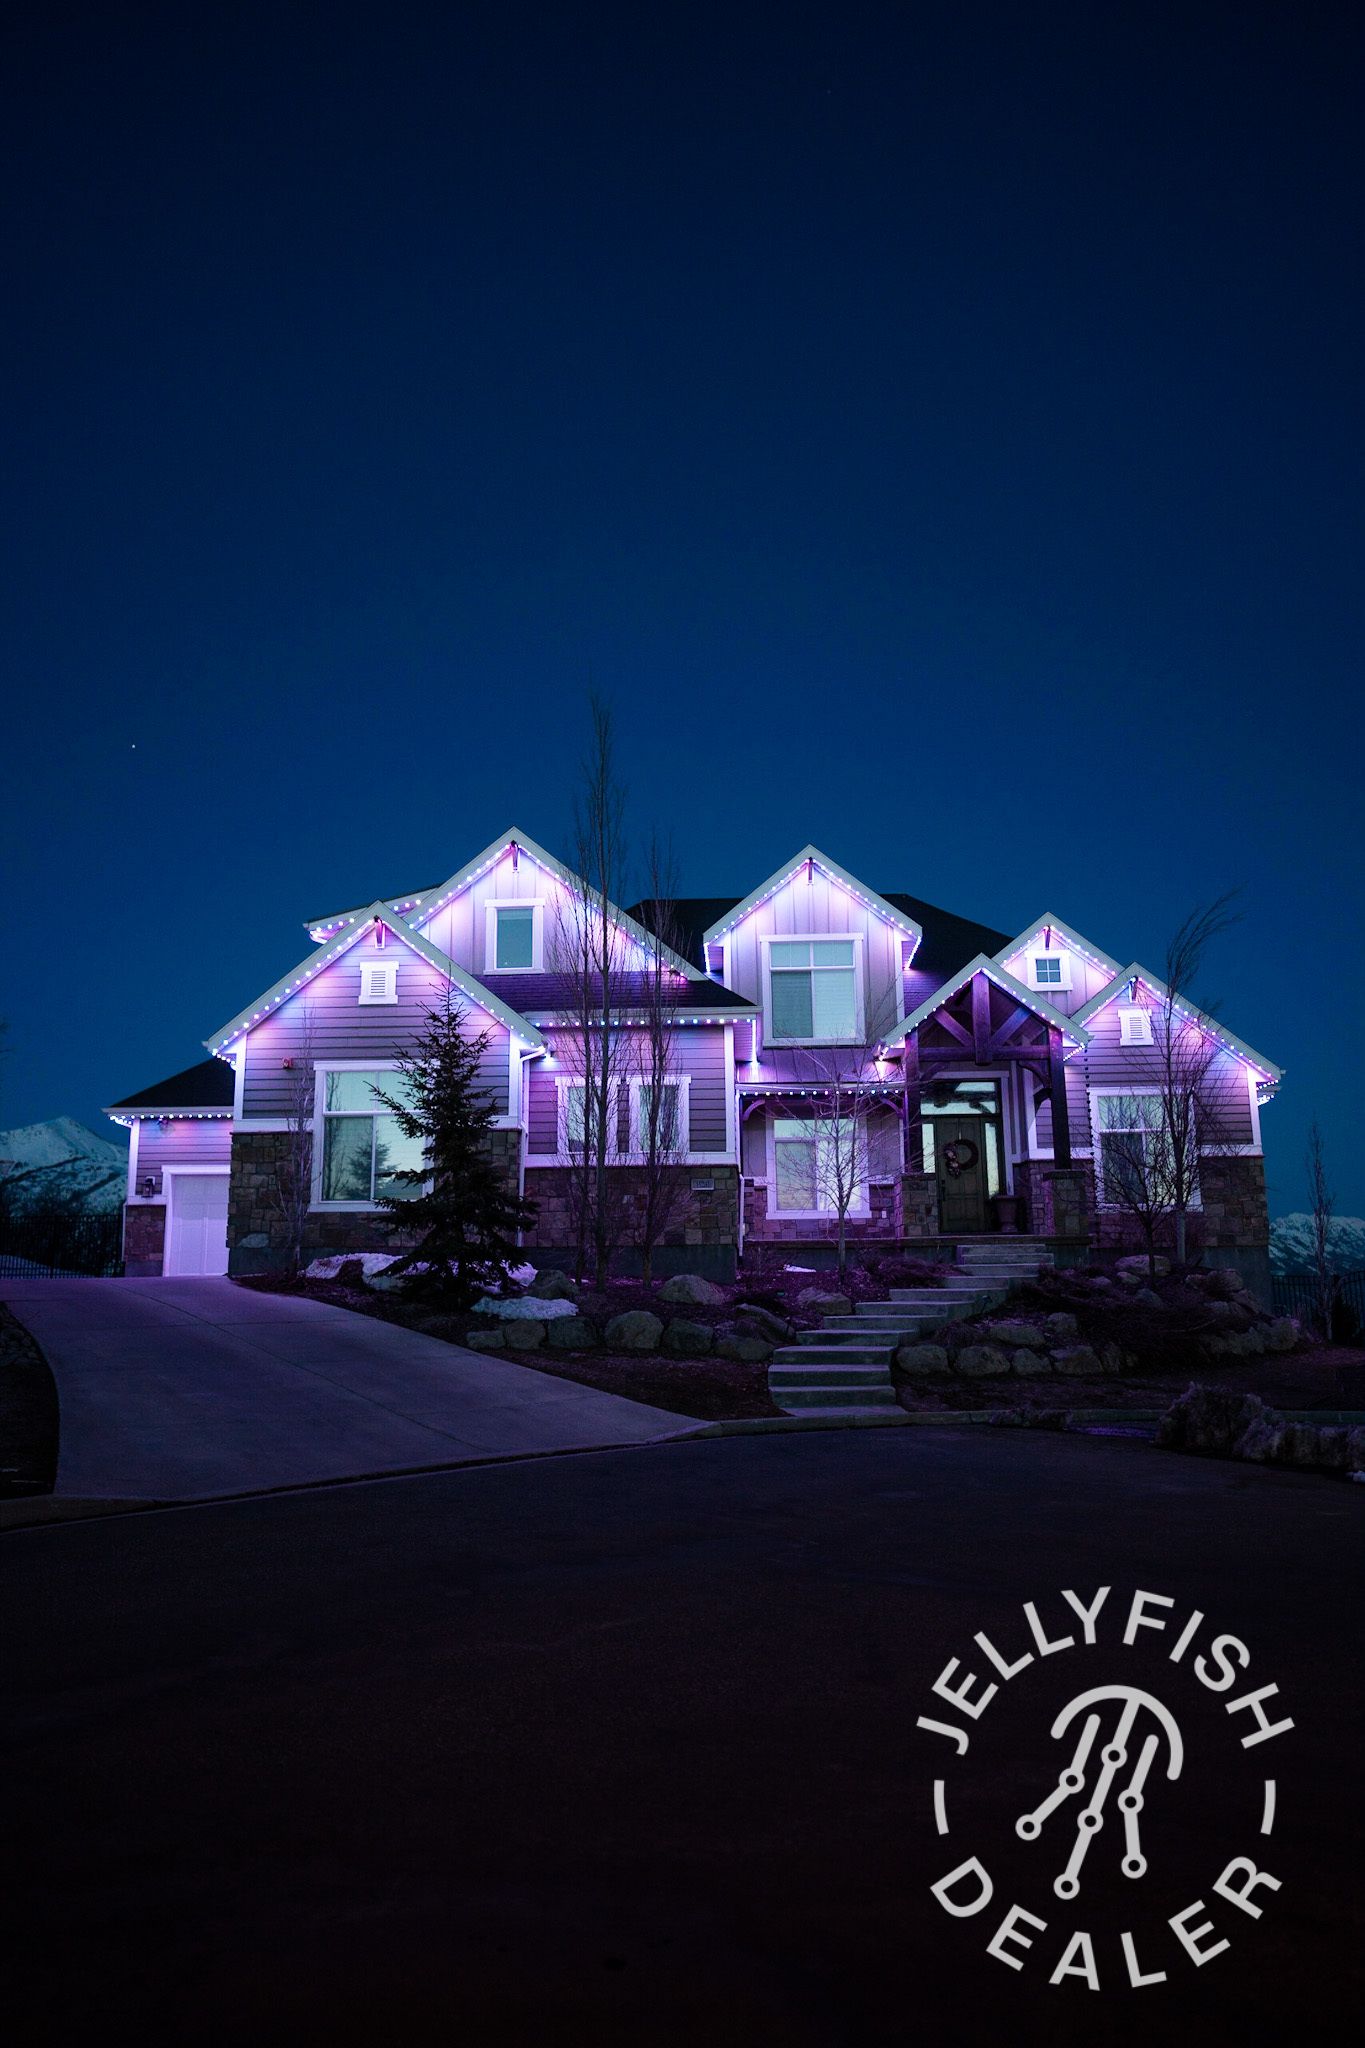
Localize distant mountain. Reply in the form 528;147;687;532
0;1116;128;1215
1269;1213;1365;1276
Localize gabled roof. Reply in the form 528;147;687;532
882;955;1090;1053
205;907;545;1056
994;912;1122;980
1072;964;1283;1084
700;847;924;948
305;828;699;981
107;1058;236;1117
636;888;1007;978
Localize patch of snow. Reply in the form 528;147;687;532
473;1295;577;1320
783;1264;816;1273
0;1115;127;1215
1269;1214;1365;1275
306;1252;402;1279
506;1262;538;1288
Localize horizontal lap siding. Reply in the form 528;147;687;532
1078;1006;1255;1147
136;1121;234;1173
524;1026;730;1156
241;935;509;1118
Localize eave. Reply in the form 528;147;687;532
993;912;1122;980
882;954;1090;1054
1071;964;1284;1086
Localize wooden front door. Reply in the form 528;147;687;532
935;1116;988;1234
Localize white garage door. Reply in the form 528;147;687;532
166;1174;230;1277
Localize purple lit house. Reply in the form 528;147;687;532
106;833;1282;1294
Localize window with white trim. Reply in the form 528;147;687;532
1094;1092;1163;1204
358;961;398;1005
772;1115;867;1215
557;1078;622;1159
318;1070;424;1204
629;1077;688;1158
1118;1005;1154;1047
485;901;543;972
764;938;861;1042
1028;950;1071;991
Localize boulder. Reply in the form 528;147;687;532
661;1318;712;1357
797;1289;852;1315
1044;1312;1079;1341
1088;1275;1114;1291
895;1343;952;1378
1157;1384;1266;1455
990;1321;1046;1349
716;1332;773;1364
546;1315;598;1350
502;1318;547;1350
1117;1253;1170;1278
1098;1341;1124;1375
1051;1344;1103;1377
462;1327;507;1352
1012;1348;1050;1375
954;1344;1012;1379
658;1272;727;1306
1133;1287;1163;1308
604;1310;664;1353
1204;1328;1267;1358
734;1303;794;1344
1265;1317;1300;1354
528;1268;578;1301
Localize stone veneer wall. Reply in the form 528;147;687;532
522;1165;740;1281
742;1178;900;1245
123;1203;166;1278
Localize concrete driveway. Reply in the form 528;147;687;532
1;1277;685;1500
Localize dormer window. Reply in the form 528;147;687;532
358;962;398;1005
1119;1005;1154;1047
486;901;544;972
1028;951;1072;992
764;936;862;1043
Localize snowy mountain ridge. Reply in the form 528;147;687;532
1269;1213;1365;1276
0;1116;128;1215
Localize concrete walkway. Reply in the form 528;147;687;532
0;1278;686;1500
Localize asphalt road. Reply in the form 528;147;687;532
5;1428;1361;2046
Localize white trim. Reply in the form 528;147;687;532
1246;1068;1264;1156
625;1074;692;1160
1026;949;1073;993
484;898;546;973
1072;964;1283;1084
760;931;867;1046
995;913;1122;982
723;1021;736;1161
1117;1004;1154;1047
1087;1084;1203;1210
311;1059;417;1212
126;1119;141;1202
162;1166;232;1278
702;845;922;949
357;960;398;1005
765;1107;871;1221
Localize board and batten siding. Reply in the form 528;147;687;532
240;933;510;1119
997;942;1114;1019
524;1026;730;1157
416;844;651;981
721;869;905;1042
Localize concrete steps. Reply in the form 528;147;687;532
766;1246;1053;1420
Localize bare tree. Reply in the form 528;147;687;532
550;696;632;1287
264;1006;316;1275
1097;896;1242;1270
629;833;690;1287
1305;1119;1339;1340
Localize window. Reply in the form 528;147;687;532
1095;1092;1163;1204
485;901;543;972
358;961;398;1005
629;1078;688;1157
319;1070;424;1204
1118;1006;1154;1047
1028;951;1071;991
558;1079;621;1159
765;938;860;1042
772;1115;866;1215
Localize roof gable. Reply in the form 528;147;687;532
205;906;545;1056
1072;964;1283;1083
700;847;923;948
994;912;1122;979
884;955;1090;1052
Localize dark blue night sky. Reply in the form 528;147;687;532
2;3;1361;1210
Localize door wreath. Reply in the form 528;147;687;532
941;1137;979;1177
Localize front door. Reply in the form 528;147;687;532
935;1116;988;1234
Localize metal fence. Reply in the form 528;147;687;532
0;1210;124;1278
1272;1269;1365;1341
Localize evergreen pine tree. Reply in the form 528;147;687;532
374;989;536;1304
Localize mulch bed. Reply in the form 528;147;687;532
0;1302;60;1497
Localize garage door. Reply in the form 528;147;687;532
166;1174;230;1277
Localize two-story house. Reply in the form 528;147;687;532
107;832;1282;1294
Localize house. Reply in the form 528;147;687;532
106;832;1282;1295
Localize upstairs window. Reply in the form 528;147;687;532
765;938;861;1042
1118;1006;1155;1047
319;1070;423;1205
1028;950;1072;991
358;962;398;1005
486;901;543;972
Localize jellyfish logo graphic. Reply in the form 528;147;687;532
1015;1685;1184;1900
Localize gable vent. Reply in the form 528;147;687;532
359;962;398;1005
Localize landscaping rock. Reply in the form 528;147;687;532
797;1289;852;1315
604;1310;664;1353
1051;1344;1103;1377
717;1332;773;1364
895;1343;952;1378
990;1320;1046;1349
1133;1287;1163;1308
1204;1328;1267;1358
1044;1312;1079;1341
1117;1253;1170;1278
528;1268;578;1301
661;1318;712;1357
954;1343;1012;1378
1012;1348;1050;1375
734;1303;794;1343
1157;1384;1266;1455
1098;1341;1124;1375
658;1272;726;1305
1087;1275;1114;1291
546;1315;598;1350
1265;1317;1300;1354
502;1318;547;1350
462;1327;507;1352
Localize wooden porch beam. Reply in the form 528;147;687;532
1048;1025;1072;1169
903;1036;924;1172
971;974;991;1063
